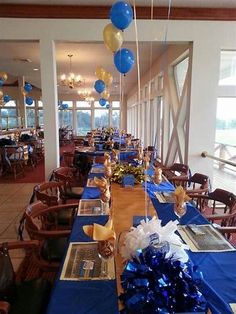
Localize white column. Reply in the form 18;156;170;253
40;39;59;179
188;40;221;179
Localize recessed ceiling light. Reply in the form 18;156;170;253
33;68;39;71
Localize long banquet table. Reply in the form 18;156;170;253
47;164;236;314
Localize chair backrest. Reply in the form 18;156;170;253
169;163;189;175
34;181;64;206
189;173;209;190
208;188;236;213
62;151;75;168
25;202;78;239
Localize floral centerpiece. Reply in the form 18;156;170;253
111;164;144;184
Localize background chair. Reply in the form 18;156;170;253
0;240;51;314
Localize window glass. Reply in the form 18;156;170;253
58;110;73;128
215;97;236;145
94;109;109;128
112;101;120;108
0;108;17;117
0;117;17;129
219;51;236;86
26;108;35;127
76;101;91;108
76;110;91;135
174;57;189;98
111;110;120;128
38;109;44;126
38;100;43;107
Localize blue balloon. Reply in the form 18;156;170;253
61;103;69;110
24;83;32;93
106;103;110;109
0;79;4;87
99;98;107;107
114;48;135;74
25;96;33;105
110;1;133;30
94;80;105;94
3;95;11;103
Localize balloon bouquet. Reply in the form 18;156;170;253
94;1;135;109
94;67;112;109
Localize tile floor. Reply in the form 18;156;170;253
0;183;35;269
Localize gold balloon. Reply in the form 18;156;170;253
103;72;113;86
103;23;123;53
95;66;106;80
0;90;3;99
101;90;110;100
0;72;8;81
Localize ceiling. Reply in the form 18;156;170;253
0;40;177;96
0;0;236;8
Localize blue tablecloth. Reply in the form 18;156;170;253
119;150;137;161
47;170;119;314
147;183;236;314
82;187;101;199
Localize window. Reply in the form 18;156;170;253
76;101;91;108
38;100;43;107
58;110;73;128
219;51;236;86
94;109;109;128
76;110;91;135
174;57;189;98
26;108;35;127
0;108;18;129
112;101;120;108
215;97;236;145
111;110;120;128
38;109;44;126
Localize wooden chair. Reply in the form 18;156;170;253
53;167;84;201
0;240;51;314
62;151;75;168
193;188;236;215
24;201;77;271
33;181;65;206
2;146;26;179
161;162;190;188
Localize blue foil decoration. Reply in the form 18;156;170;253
119;245;207;313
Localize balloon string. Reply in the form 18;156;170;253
119;72;122;163
132;0;141;112
149;0;154;120
133;0;148;220
164;0;172;43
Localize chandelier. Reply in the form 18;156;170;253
60;54;82;89
77;80;94;102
